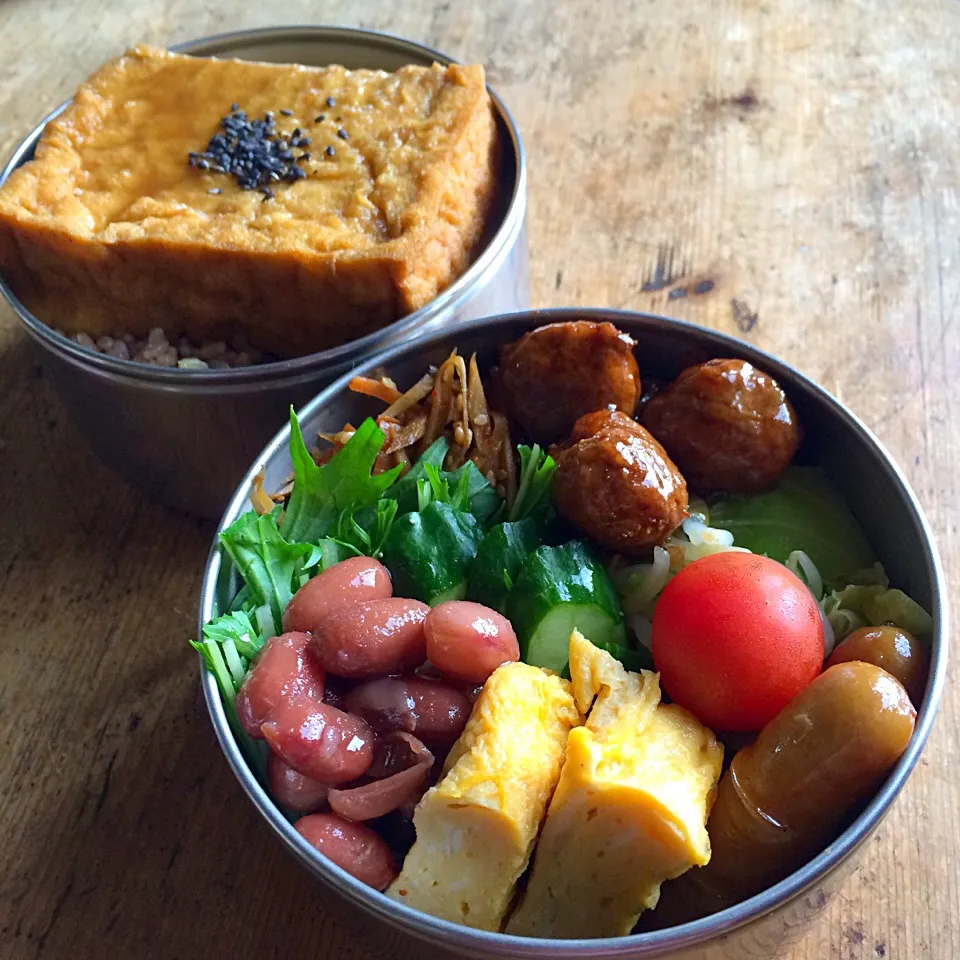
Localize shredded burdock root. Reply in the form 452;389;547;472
256;351;518;514
376;350;517;501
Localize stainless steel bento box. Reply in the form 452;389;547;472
0;26;529;520
198;308;947;960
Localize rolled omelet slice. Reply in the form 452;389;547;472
505;630;723;939
386;661;580;931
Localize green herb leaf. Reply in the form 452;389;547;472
384;436;500;525
189;620;270;790
281;411;402;543
332;499;399;558
202;609;263;660
509;444;557;524
218;509;313;634
422;463;472;513
384;437;449;514
190;638;239;705
317;538;354;570
228;584;252;613
368;499;399;556
708;467;877;586
446;460;502;524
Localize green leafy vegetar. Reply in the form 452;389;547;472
466;444;558;613
709;466;877;586
508;444;557;524
381;479;486;606
384;436;501;524
332;499;400;558
218;509;314;635
384;437;449;514
281;411;402;544
190;609;269;781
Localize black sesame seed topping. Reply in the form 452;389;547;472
326;145;335;157
337;128;349;140
230;102;239;111
187;107;312;193
260;187;275;201
316;113;326;122
298;153;311;162
326;96;336;107
280;108;293;116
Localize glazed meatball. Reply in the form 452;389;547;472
551;409;688;554
498;321;642;445
642;359;800;495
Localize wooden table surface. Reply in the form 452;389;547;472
1;1;957;958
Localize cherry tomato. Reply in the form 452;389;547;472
651;552;824;732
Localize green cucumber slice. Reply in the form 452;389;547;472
508;541;626;674
467;518;541;614
381;500;484;606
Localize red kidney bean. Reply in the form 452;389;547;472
235;633;325;739
367;731;435;779
295;813;398;890
261;696;374;784
267;751;330;813
322;675;353;711
461;683;485;704
310;598;429;678
424;601;520;683
282;558;393;634
413;661;446;680
328;735;434;822
343;675;471;743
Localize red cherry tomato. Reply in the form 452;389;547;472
651;552;824;732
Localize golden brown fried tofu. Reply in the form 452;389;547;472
0;46;497;356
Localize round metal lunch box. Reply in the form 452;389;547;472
198;308;947;960
0;26;529;520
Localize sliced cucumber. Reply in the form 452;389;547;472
508;541;626;674
381;500;484;606
525;605;627;675
467;518;541;614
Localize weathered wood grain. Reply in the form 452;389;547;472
0;1;956;958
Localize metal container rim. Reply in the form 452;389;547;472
198;306;948;958
0;24;527;389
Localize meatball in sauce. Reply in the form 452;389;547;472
551;409;688;554
498;321;642;445
642;359;800;495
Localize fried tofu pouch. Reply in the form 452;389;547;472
386;661;580;930
505;631;723;939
